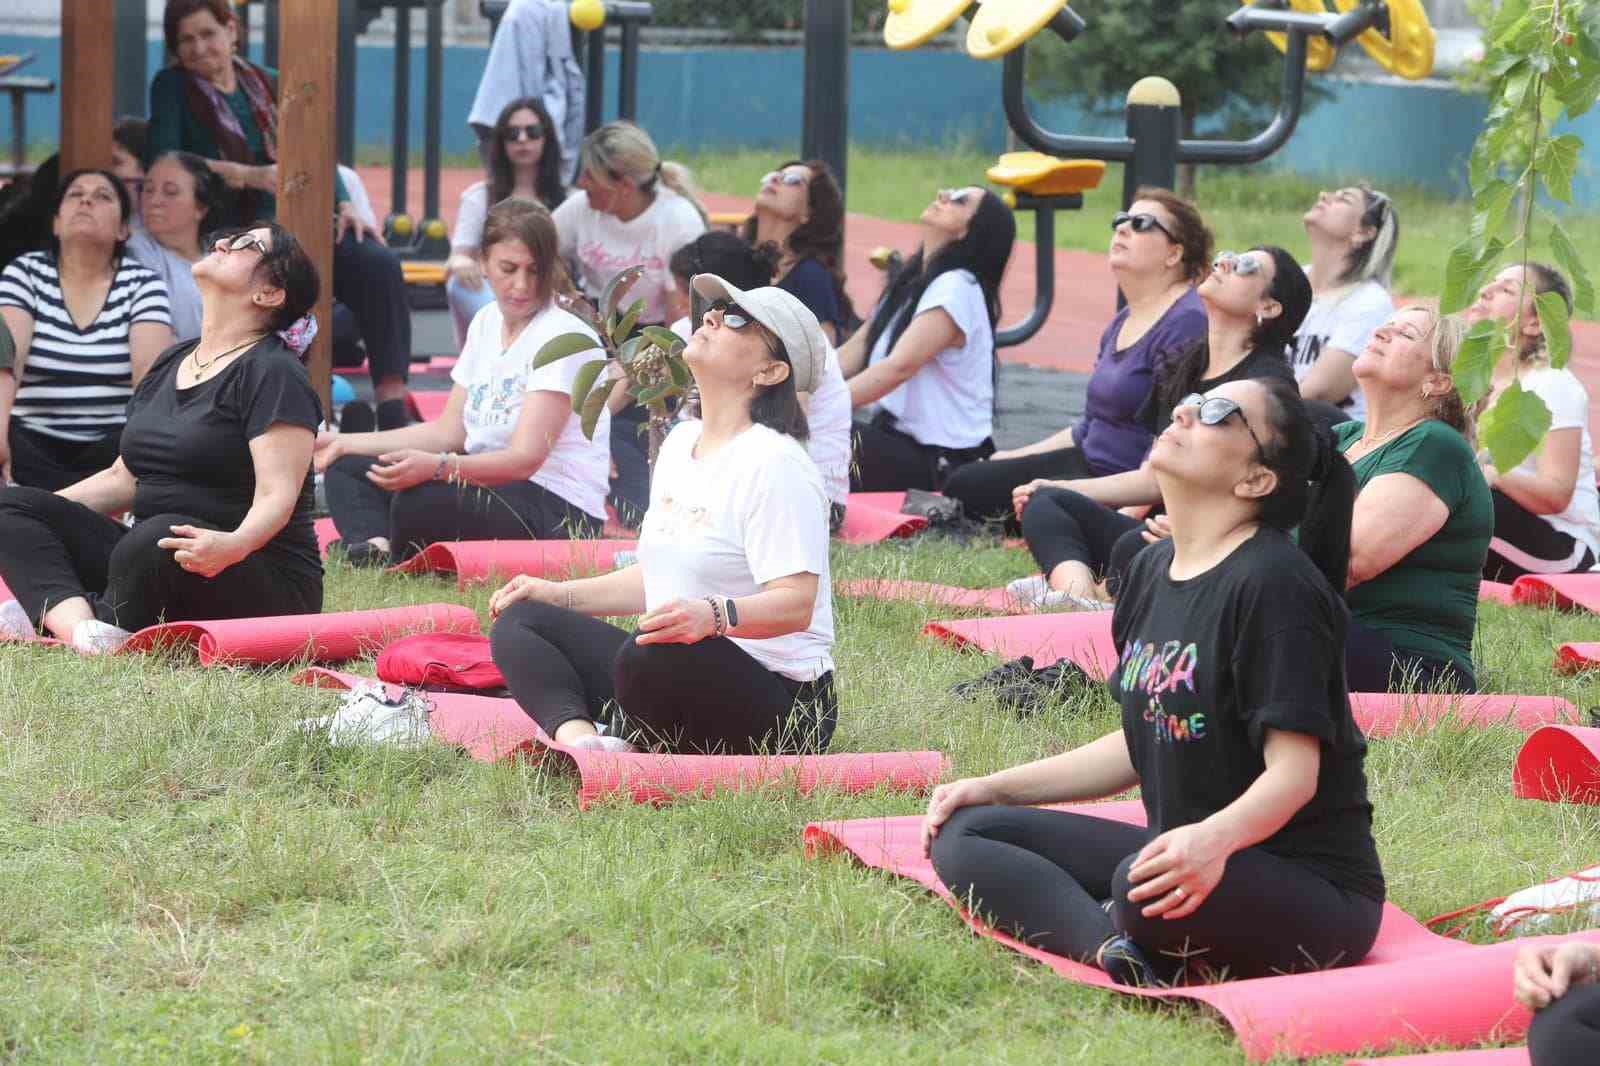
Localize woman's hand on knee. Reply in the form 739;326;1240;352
156;525;248;578
1515;942;1600;1010
921;777;999;858
1012;479;1063;520
634;598;716;646
367;450;437;492
1125;822;1229;920
489;575;566;618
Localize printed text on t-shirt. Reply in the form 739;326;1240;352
1120;638;1207;744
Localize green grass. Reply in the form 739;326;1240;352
4;537;1600;1062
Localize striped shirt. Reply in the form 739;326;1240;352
0;252;172;442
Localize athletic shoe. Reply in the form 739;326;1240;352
0;599;33;640
343;541;391;568
303;681;432;746
1005;574;1112;612
990;660;1092;716
950;656;1037;701
1096;934;1154;987
568;733;638;754
70;619;133;655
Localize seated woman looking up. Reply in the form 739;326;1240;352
839;185;1016;492
318;199;610;567
942;190;1210;526
742;159;856;344
1009;246;1309;608
129;150;224;341
488;276;835;755
0;224;322;653
1338;307;1491;692
445;96;567;348
1465;263;1599;580
1293;185;1398;425
0;169;175;490
926;377;1384;987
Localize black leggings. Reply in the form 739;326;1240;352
0;487;321;631
6;422;122;492
929;804;1383;983
324;455;599;563
1021;486;1147;597
1485;489;1597;582
1531;982;1600;1066
489;599;837;754
609;404;650;528
1345;619;1476;693
850;417;995;494
942;446;1093;531
332;232;411;388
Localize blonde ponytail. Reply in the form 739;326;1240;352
579;120;707;225
656;159;708;226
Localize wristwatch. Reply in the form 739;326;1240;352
724;597;739;630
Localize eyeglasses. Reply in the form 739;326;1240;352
1111;211;1177;241
505;123;545;142
219;232;269;255
708;298;782;360
1176;392;1264;456
938;188;975;205
1212;251;1265;277
762;170;810;188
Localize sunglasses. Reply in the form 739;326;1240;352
1176;392;1264;456
938;188;975;205
1212;251;1265;277
505;123;545;142
218;231;269;255
707;299;783;360
762;170;810;188
1111;211;1177;241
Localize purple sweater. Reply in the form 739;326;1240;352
1073;288;1207;475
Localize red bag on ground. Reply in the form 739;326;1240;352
376;632;506;691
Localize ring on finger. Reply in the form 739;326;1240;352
1172;886;1186;900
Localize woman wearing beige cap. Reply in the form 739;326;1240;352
486;274;836;755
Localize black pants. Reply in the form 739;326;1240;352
609;404;650;528
929;804;1383;983
332;232;411;388
1021;486;1147;597
1345;618;1476;693
324;455;598;563
1531;982;1600;1066
942;446;1093;531
6;422;122;492
0;487;321;631
1485;489;1597;582
850;416;996;494
489;599;838;754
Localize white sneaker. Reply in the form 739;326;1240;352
569;733;637;754
1005;575;1112;612
70;619;133;655
301;682;432;746
0;599;33;640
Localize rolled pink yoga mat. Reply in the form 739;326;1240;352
836;579;1023;614
837;492;927;544
1513;724;1600;805
805;801;1597;1062
120;604;481;666
1513;572;1600;612
387;539;639;587
1344;1049;1528;1065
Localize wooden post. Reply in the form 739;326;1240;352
275;0;336;417
60;0;115;173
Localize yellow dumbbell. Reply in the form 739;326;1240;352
966;0;1072;60
1334;0;1434;80
1241;0;1336;73
884;0;972;51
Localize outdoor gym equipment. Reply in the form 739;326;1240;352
884;0;1436;344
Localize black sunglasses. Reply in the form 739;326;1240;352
707;299;782;360
1176;392;1264;455
505;123;545;142
1111;211;1177;241
218;231;269;255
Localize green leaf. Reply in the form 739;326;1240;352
569;359;609;414
1453;318;1503;408
599;265;645;320
635;382;682;407
531;331;602;370
1441;236;1504;314
579;377;620;440
1549;221;1596;315
1479;380;1553;473
667;355;691;389
642;325;684;353
1536;288;1573;368
1538;134;1583;202
1470;179;1516;243
616;335;646;364
609;304;643;347
1488;0;1528;41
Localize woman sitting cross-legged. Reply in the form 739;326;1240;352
1008;246;1309;608
0;223;323;653
926;376;1385;986
1337;307;1491;693
317;199;609;567
487;275;836;755
1517;939;1600;1066
1464;263;1599;580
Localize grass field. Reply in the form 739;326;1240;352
4;536;1600;1063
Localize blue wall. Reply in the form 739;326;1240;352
0;34;1538;197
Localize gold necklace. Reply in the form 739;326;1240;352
1358;416;1425;451
191;334;265;374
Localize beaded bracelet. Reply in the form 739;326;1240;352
705;595;726;637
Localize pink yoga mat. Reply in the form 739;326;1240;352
1512;573;1600;612
315;517;339;558
1513;725;1600;804
924;611;1120;679
837;492;927;544
404;390;451;422
1555;642;1600;674
1480;581;1517;606
805;801;1600;1062
1351;693;1578;738
118;604;480;666
1345;1051;1528;1066
836;579;1023;614
296;668;947;806
387;539;638;587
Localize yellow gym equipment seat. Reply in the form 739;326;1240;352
986;153;1105;197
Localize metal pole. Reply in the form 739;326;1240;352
1122;77;1181;206
423;0;444;221
113;0;147;119
264;0;280;69
801;0;850;197
335;0;359;165
995;198;1063;348
390;0;412;218
618;21;640;122
585;29;606;133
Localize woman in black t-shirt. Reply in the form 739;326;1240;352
0;222;323;654
1007;247;1311;608
926;375;1385;985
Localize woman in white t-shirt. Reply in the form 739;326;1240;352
445;97;567;347
488;274;836;755
1293;184;1398;424
315;199;609;566
837;185;1016;491
1465;262;1600;579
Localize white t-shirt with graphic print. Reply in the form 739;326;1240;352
1505;366;1600;557
452;299;612;518
1290;279;1393;422
638;421;835;681
552;186;706;324
866;268;995;448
